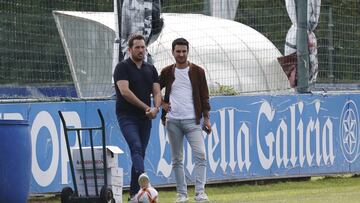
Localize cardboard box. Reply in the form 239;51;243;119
75;167;123;178
113;193;123;203
75;167;123;187
72;146;123;169
112;185;122;196
78;185;122;197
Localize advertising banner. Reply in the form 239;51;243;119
1;93;360;193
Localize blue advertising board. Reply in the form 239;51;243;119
1;93;360;193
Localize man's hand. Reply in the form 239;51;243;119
202;118;212;134
145;107;159;119
161;102;171;112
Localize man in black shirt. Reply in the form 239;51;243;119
113;34;161;202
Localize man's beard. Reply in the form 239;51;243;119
176;58;187;64
133;54;144;62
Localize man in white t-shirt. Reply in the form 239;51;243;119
159;38;211;203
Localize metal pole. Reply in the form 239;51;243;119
204;0;210;15
296;0;310;93
328;6;335;82
111;0;123;86
117;0;123;61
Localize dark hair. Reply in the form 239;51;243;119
128;34;145;48
172;38;189;51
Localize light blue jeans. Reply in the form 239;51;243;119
166;118;207;195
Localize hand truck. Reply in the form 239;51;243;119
58;109;115;203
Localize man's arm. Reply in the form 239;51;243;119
159;67;171;112
152;83;161;109
199;69;211;133
146;83;162;119
116;80;150;111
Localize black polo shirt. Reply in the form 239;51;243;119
113;58;159;117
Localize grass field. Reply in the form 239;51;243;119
28;175;360;203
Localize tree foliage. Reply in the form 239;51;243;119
0;0;359;85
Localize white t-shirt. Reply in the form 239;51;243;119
167;67;196;120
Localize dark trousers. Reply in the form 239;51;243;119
117;115;151;196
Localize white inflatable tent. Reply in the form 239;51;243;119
53;11;290;98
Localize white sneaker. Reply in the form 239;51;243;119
128;195;137;203
138;173;150;188
175;193;189;203
194;192;209;202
